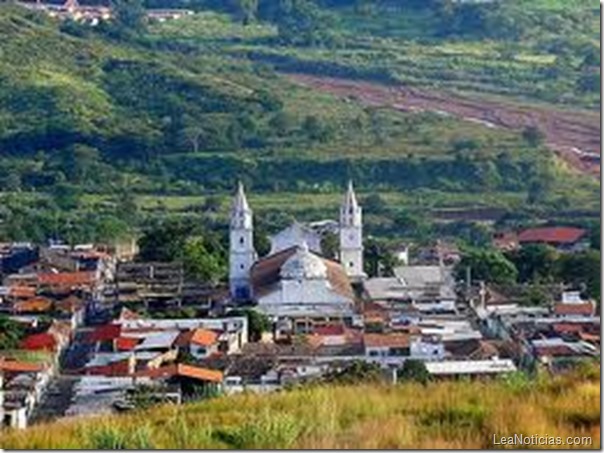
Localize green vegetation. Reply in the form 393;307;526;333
0;1;598;256
0;366;599;449
0;316;26;350
455;244;601;301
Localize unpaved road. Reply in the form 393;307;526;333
288;74;601;177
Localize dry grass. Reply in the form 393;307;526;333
0;368;599;449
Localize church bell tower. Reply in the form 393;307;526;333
229;182;256;301
339;181;365;281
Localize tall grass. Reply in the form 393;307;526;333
0;367;599;449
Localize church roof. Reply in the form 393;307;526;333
231;181;250;213
342;180;359;212
250;246;354;300
280;242;327;280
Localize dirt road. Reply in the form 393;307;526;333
288;74;601;177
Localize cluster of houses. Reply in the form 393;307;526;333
0;182;599;429
18;0;194;25
0;242;116;428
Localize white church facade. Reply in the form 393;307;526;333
228;182;365;333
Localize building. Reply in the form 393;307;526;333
229;181;365;303
252;243;357;335
228;182;365;333
364;266;456;314
517;227;589;252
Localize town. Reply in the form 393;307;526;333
0;182;599;430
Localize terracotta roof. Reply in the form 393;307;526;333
251;247;297;297
579;332;600;343
54;295;84;313
86;324;121;343
13;297;53;313
38;271;97;287
0;359;46;373
363;333;410;348
553;302;595;316
190;329;219;347
8;286;36;299
134;363;223;382
115;337;140;351
21;333;58;352
518;227;587;245
250;246;354;299
313;324;346;336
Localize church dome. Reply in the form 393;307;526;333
280;242;327;280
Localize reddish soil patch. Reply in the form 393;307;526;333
289;74;601;177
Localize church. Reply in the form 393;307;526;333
228;182;365;334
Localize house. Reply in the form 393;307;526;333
0;359;53;429
364;266;456;314
552;291;596;318
188;329;219;359
424;358;517;378
363;333;444;367
134;364;222;401
517;227;589;252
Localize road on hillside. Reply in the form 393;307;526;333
288;74;601;178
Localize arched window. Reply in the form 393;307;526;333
239;236;244;245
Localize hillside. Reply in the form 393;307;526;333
0;1;599;245
0;369;599;449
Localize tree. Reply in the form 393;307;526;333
182;126;204;153
522;126;545;148
229;308;270;342
238;0;258;25
137;220;190;262
363;193;388;215
110;0;147;36
52;183;81;211
302;115;330;142
398;359;430;384
455;249;518;285
253;227;271;258
324;361;383;384
320;231;338;260
183;237;225;284
0;316;25;350
556;251;601;302
507;244;558;283
364;238;400;278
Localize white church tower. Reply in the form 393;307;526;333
339;181;365;281
229;182;257;301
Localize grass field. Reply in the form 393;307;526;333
0;366;599;449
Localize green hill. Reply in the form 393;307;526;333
0;369;599;449
0;1;598;245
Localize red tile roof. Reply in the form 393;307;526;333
518;227;587;245
13;297;53;313
134;364;223;383
86;324;121;343
250;246;354;299
20;333;58;352
8;286;36;299
38;271;97;287
190;329;219;347
364;333;410;348
313;324;346;336
0;359;46;373
115;337;140;351
553;302;595;317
